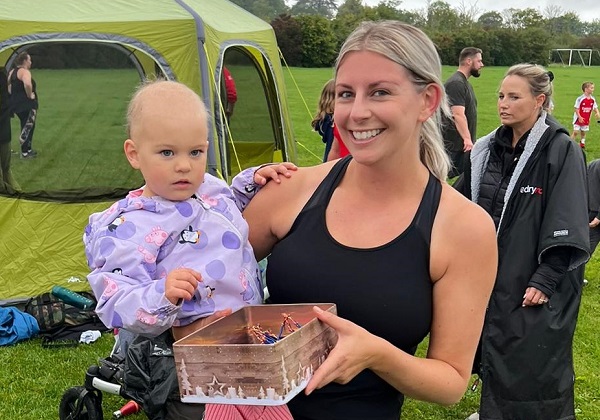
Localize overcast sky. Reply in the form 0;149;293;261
361;0;600;23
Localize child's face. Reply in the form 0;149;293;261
126;95;208;202
585;84;595;95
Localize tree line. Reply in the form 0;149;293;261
22;0;600;70
263;0;600;68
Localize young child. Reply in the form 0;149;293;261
572;81;600;149
311;79;336;162
83;80;296;420
311;79;349;162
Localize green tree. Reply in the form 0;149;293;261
337;0;365;18
296;14;337;67
545;12;586;37
477;11;504;30
426;1;461;34
229;0;288;22
271;14;303;66
290;0;337;18
504;8;545;30
363;0;421;24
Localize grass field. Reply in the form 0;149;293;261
1;65;599;419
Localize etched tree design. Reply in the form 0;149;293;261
281;356;290;395
179;359;192;395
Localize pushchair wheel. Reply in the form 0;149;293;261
59;386;103;420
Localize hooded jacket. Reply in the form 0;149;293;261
83;173;263;337
458;113;589;419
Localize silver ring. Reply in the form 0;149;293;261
539;298;547;304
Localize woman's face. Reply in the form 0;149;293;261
497;75;544;130
22;55;32;69
334;50;439;164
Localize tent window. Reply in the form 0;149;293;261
220;48;276;177
2;43;163;200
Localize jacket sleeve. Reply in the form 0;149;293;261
86;229;179;337
537;138;590;272
528;246;571;297
230;166;262;211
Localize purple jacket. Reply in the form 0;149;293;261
83;173;262;337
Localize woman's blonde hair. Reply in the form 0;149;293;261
504;64;554;113
335;20;450;180
311;79;336;129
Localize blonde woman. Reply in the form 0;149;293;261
242;21;497;419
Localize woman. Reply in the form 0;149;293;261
243;21;497;419
8;51;38;159
457;64;589;420
0;66;19;192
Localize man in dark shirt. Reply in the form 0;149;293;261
443;47;484;178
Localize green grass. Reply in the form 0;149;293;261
2;65;600;419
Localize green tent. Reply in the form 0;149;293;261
0;0;296;300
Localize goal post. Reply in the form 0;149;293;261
550;49;594;66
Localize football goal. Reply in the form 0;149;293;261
550;49;600;66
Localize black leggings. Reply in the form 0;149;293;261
16;109;36;153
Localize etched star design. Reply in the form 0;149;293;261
206;375;226;396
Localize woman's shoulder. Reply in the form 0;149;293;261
438;184;495;240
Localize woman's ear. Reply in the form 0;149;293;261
537;94;546;110
124;139;140;169
419;83;442;122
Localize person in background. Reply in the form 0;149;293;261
0;66;19;193
312;79;336;162
571;81;600;149
84;80;296;420
442;47;484;178
326;124;350;161
8;51;38;159
587;158;600;257
240;20;497;420
223;67;237;124
456;64;589;420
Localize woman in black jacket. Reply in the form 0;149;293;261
458;64;589;420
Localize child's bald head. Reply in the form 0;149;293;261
126;80;208;140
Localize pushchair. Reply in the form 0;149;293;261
59;330;142;420
59;328;187;420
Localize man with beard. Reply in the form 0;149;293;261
443;47;484;178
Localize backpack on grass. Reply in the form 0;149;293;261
24;290;109;347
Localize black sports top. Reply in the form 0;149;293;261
266;156;441;420
9;67;38;114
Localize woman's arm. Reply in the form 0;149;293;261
18;68;34;99
306;187;497;405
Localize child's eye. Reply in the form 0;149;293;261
190;150;203;157
160;150;174;157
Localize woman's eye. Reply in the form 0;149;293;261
373;90;389;97
338;91;353;99
161;150;174;157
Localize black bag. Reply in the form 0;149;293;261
25;291;109;347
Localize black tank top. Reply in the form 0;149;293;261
9;67;38;114
266;156;441;420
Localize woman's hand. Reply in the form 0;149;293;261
522;286;549;307
305;306;380;395
253;162;297;185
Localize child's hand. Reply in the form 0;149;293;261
165;268;202;305
254;162;298;186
